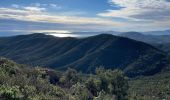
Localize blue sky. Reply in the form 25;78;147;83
0;0;170;36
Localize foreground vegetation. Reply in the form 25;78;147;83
129;72;170;100
1;58;170;100
0;58;128;100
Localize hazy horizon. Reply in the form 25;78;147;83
1;30;170;37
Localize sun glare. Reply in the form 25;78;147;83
49;33;80;37
30;30;80;37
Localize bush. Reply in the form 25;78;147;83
0;85;23;100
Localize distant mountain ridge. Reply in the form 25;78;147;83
119;32;170;53
144;30;170;35
120;32;170;44
0;33;169;77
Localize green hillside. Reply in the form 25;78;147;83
120;32;170;54
0;33;169;77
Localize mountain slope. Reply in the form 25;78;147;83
0;33;169;77
144;30;170;35
120;32;170;44
120;32;170;54
152;43;170;54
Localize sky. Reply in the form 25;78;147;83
1;0;170;36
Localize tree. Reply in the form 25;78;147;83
0;85;23;100
70;82;90;100
59;68;80;88
96;68;129;100
85;76;102;96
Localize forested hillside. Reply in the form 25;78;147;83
120;32;170;54
0;33;169;77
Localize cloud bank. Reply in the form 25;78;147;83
0;1;170;33
0;6;121;27
98;0;170;21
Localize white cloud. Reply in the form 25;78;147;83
24;7;46;12
49;4;61;9
1;2;170;32
98;0;170;21
49;4;57;8
0;6;122;27
30;3;61;9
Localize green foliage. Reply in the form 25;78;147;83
0;58;68;100
70;82;90;100
86;67;129;100
59;68;80;88
0;58;129;100
85;75;102;96
0;85;23;100
129;72;170;100
1;57;170;100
